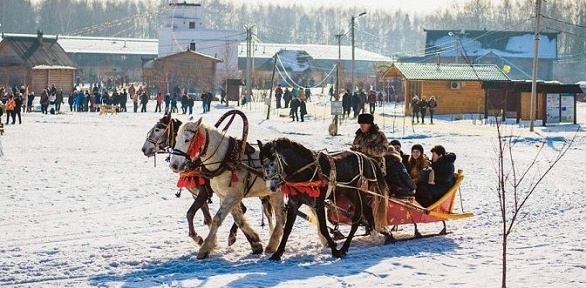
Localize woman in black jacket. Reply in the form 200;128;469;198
417;145;456;207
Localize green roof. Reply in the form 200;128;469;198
388;63;510;81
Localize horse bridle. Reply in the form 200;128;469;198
145;120;176;153
171;127;211;165
263;147;320;186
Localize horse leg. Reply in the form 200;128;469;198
314;200;340;258
265;193;285;254
185;187;210;246
337;199;364;257
228;203;247;246
269;197;299;261
360;200;386;244
229;205;263;255
197;196;240;259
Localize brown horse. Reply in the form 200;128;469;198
258;137;391;260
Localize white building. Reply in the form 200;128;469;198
157;1;240;87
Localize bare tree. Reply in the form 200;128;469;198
493;117;576;288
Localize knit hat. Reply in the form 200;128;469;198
357;113;373;124
411;144;424;154
390;140;401;147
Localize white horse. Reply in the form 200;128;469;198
141;113;274;248
169;116;285;259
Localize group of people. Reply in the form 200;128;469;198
340;89;383;119
274;85;310;122
351;113;456;207
0;86;25;125
410;95;438;124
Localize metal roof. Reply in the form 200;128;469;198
58;35;158;55
385;62;510;81
237;42;392;62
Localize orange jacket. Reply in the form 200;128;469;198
5;98;16;111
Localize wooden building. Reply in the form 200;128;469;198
0;32;77;94
382;63;510;115
142;50;221;95
483;81;581;125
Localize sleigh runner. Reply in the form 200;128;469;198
327;169;473;240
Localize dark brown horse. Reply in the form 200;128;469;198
258;138;391;260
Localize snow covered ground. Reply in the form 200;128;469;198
1;95;585;287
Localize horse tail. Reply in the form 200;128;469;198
371;159;389;232
304;206;318;227
261;196;274;232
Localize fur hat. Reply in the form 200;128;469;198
411;144;424;154
357;113;373;124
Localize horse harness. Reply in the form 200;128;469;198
276;148;384;199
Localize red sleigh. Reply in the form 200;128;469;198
326;169;473;240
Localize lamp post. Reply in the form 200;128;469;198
351;12;366;93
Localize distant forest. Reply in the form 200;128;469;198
1;0;585;82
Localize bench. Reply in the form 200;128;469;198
99;104;118;115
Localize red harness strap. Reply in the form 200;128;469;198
177;170;206;188
187;130;206;159
281;180;325;198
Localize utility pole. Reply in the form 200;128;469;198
530;0;542;132
351;12;366;93
266;54;277;120
334;33;344;135
245;25;254;106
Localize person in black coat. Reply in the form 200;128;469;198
342;89;351;119
390;139;409;168
385;146;416;197
416;145;456;207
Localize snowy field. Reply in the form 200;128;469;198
1;95;585;287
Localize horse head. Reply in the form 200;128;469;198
141;112;182;157
169;117;207;172
257;140;284;192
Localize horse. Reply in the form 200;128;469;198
168;112;285;259
257;137;390;260
141;113;273;247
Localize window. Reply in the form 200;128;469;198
189;22;195;29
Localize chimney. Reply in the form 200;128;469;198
37;30;43;44
189;42;196;51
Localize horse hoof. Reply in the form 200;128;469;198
269;254;281;261
252;245;263;255
332;250;346;258
264;246;276;254
228;235;236;247
197;251;210;259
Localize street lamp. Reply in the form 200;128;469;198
351;11;366;93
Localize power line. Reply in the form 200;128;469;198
542;14;586;30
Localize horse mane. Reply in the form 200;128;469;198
273;137;313;158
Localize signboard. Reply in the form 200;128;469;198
560;93;575;122
331;101;343;115
546;93;560;123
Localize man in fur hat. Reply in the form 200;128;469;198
351;113;389;174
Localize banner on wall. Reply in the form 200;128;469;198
560;93;575;122
546;93;560;123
